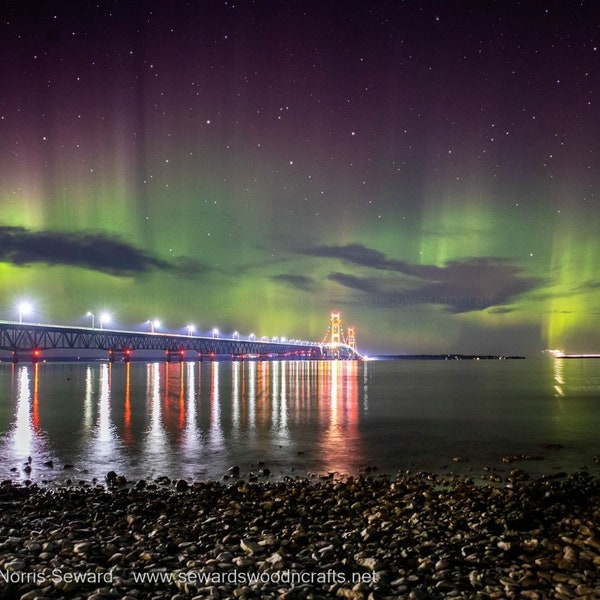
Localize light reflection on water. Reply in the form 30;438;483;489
0;358;599;485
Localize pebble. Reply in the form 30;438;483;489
0;472;600;598
240;538;263;556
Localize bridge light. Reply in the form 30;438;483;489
212;328;219;338
187;324;195;336
18;302;32;324
99;312;111;329
148;320;160;333
233;331;239;339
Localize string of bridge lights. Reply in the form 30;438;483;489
8;301;304;344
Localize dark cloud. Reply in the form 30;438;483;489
301;243;444;279
531;279;600;303
302;243;413;274
302;243;544;313
573;280;600;292
169;256;211;277
328;273;382;295
303;243;397;270
272;274;314;290
0;225;207;277
487;307;515;315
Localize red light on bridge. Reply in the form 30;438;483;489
33;349;41;357
125;349;131;356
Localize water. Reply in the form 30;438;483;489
1;358;599;486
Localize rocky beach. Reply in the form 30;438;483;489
1;470;600;600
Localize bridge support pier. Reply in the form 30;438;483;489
8;351;41;363
108;350;131;363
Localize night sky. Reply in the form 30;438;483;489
1;1;599;355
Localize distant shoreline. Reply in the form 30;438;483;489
374;354;526;360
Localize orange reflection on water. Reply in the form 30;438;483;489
179;362;185;429
123;362;133;444
32;363;40;430
255;361;271;429
316;360;363;474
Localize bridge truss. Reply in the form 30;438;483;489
0;322;326;363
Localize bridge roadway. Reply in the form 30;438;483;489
0;322;361;363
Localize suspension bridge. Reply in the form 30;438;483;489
0;312;362;363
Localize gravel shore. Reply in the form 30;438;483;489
1;471;600;599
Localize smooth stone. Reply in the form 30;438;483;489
240;538;263;556
5;559;26;570
73;541;94;553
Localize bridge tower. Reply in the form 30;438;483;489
330;311;342;345
323;312;343;345
346;326;357;352
322;312;359;357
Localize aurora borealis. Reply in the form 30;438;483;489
0;1;598;355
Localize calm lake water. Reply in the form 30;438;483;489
1;358;599;486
